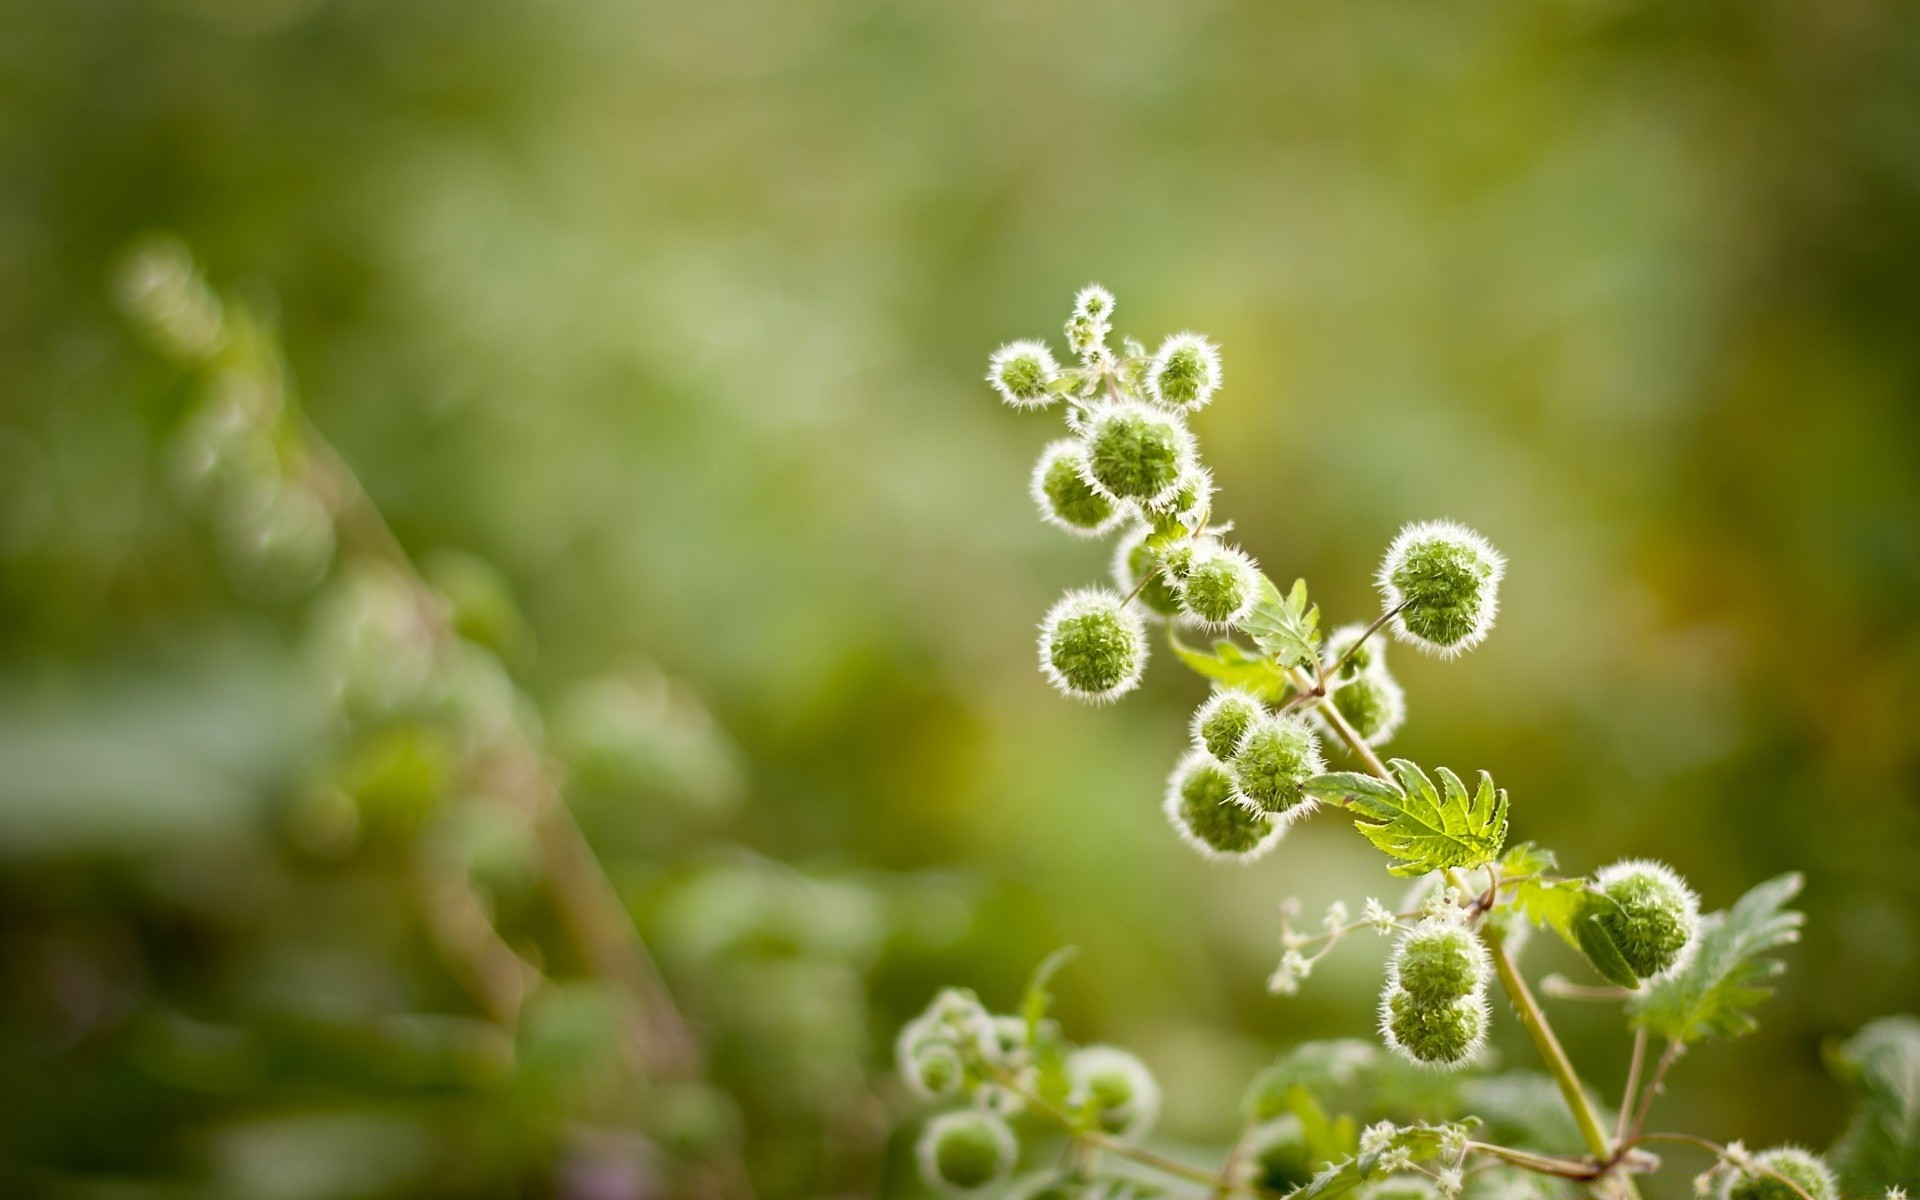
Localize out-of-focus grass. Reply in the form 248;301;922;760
2;0;1918;1195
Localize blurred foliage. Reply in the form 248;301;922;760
2;0;1919;1196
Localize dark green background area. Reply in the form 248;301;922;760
3;0;1917;1196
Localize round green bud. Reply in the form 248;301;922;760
1376;520;1505;656
1031;440;1121;537
1389;919;1489;1005
1139;464;1214;533
1592;860;1700;981
1379;987;1487;1069
1066;1045;1159;1140
1081;402;1194;507
918;1110;1016;1191
1112;526;1184;619
1164;750;1282;862
1322;622;1388;681
1146;332;1222;412
988;340;1061;409
1191;689;1264;760
1329;671;1406;746
1178;543;1259;629
1066;284;1115;362
1241;1116;1315;1194
1038;589;1147;702
1722;1148;1838;1200
1229;714;1325;815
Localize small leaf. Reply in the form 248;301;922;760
1021;945;1078;1038
1627;873;1804;1044
1568;892;1642;989
1497;843;1642;987
1241;575;1322;671
1168;632;1291;702
1303;772;1404;807
1244;1039;1383;1121
1338;760;1509;877
1827;1015;1920;1192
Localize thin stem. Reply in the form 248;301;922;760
1322;602;1405;683
1464;1142;1600;1180
1481;919;1617;1165
1628;1134;1817;1200
990;1068;1243;1193
1626;1040;1684;1145
1617;1029;1648;1147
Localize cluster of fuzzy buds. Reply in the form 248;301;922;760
996;287;1268;706
1712;1146;1838;1200
896;988;1001;1100
1377;521;1505;657
1165;688;1327;862
1378;916;1491;1069
1591;860;1701;981
1317;623;1407;747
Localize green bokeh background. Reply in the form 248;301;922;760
3;0;1918;1196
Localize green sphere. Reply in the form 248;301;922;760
1165;751;1278;861
1083;403;1190;505
1377;521;1504;655
1229;715;1323;814
1593;861;1699;980
1192;690;1262;760
1066;1046;1159;1140
1040;590;1146;701
1723;1148;1837;1200
1382;988;1486;1068
1113;528;1183;618
1391;921;1487;1005
1032;441;1119;536
1330;673;1405;746
1179;545;1257;628
918;1111;1015;1191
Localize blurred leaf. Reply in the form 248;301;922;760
1240;577;1321;672
1168;633;1290;701
1826;1015;1920;1191
1628;873;1804;1044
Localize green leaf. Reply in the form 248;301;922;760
1021;945;1077;1037
1827;1015;1920;1191
1245;1040;1382;1121
1021;946;1077;1103
1282;1122;1473;1200
1168;632;1291;701
1457;1073;1586;1155
1323;761;1508;878
1627;873;1804;1044
1495;843;1641;988
1241;576;1322;671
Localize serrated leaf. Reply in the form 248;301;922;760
1627;873;1804;1044
1168;632;1292;702
1827;1015;1920;1190
1328;761;1508;878
1495;844;1642;987
1241;576;1321;671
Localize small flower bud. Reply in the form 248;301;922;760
1322;622;1388;681
1178;543;1260;629
1329;671;1406;746
1191;689;1264;760
1038;588;1148;702
918;1110;1017;1192
1146;332;1222;412
988;340;1062;409
1081;402;1195;508
1164;750;1282;862
1592;860;1701;981
1365;898;1397;934
1139;464;1214;533
1376;521;1505;656
1066;1045;1159;1140
1112;526;1184;620
1388;919;1490;1005
1066;284;1116;362
1229;714;1325;815
1031;440;1122;537
1240;1116;1315;1194
1721;1148;1838;1200
1379;986;1488;1068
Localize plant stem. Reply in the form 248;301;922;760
1617;1029;1648;1146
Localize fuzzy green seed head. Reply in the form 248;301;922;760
1377;520;1505;656
1066;1045;1159;1140
1039;589;1147;702
1229;714;1325;815
918;1110;1016;1191
1031;440;1120;537
1721;1148;1838;1200
1241;1116;1315;1194
1380;987;1488;1068
1140;465;1214;533
1164;750;1282;862
1082;402;1194;507
1066;284;1115;362
1389;919;1489;1005
1330;672;1406;746
1192;689;1264;760
1593;860;1700;981
1322;622;1388;680
988;340;1060;409
1179;543;1259;629
1112;527;1184;619
1146;332;1222;412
